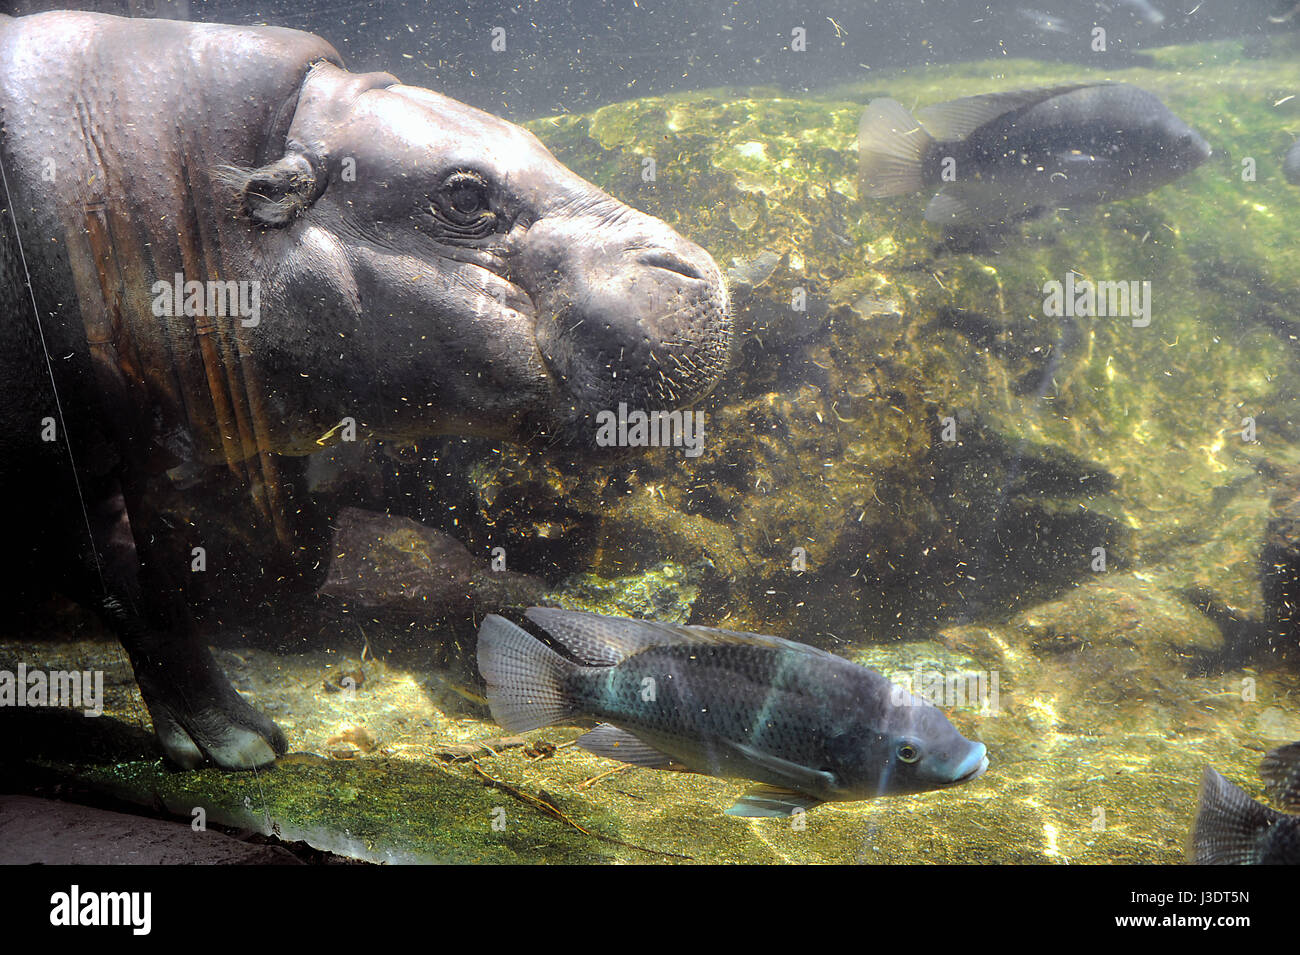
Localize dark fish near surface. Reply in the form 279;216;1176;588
1284;138;1300;185
477;608;988;816
1190;742;1300;864
859;83;1210;227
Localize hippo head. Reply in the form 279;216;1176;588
221;63;731;453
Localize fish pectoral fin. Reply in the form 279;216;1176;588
925;184;1031;227
726;785;826;818
576;724;682;770
724;740;837;792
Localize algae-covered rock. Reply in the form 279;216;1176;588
550;560;703;623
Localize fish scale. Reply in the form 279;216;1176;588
570;643;869;769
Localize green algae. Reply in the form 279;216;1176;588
68;755;616;865
551;560;702;623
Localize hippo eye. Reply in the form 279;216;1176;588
430;171;496;242
441;172;490;216
449;179;486;215
897;742;921;764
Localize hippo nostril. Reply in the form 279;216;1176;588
639;250;706;282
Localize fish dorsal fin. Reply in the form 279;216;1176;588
576;724;684;770
525;607;703;665
525;607;816;666
916;84;1096;142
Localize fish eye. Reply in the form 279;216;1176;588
897;742;921;764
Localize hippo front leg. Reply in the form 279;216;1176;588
94;488;286;770
112;611;288;770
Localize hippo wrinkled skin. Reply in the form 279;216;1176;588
0;12;730;769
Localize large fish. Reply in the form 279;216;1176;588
1189;742;1300;864
476;608;988;816
858;83;1210;227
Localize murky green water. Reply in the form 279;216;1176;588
6;15;1300;864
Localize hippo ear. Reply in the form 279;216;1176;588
218;152;323;228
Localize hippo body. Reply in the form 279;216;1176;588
0;12;730;768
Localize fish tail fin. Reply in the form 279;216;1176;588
858;98;934;197
1261;741;1300;811
1188;767;1281;864
477;614;581;732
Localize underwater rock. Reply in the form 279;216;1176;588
1012;576;1224;700
317;507;547;618
551;560;703;624
725;249;780;298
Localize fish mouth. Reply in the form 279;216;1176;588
951;743;989;784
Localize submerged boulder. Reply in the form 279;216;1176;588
317;508;546;619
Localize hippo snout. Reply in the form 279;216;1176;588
527;213;732;420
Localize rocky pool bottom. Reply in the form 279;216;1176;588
3;572;1297;865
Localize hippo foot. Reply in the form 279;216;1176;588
132;641;287;770
145;689;288;771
